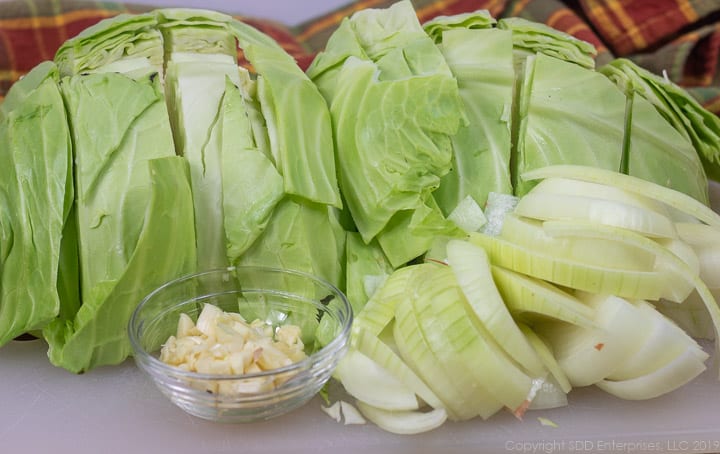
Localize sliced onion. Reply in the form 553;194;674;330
596;346;708;400
538;294;652;387
393;290;489;420
334;348;420;411
410;265;527;417
519;324;571;394
446;239;545;376
541;220;695;303
540;219;720;377
354;264;427;336
527;376;569;410
492;265;596;330
656;292;717;340
676;222;720;246
654;238;700;276
521;165;720;228
514;192;677;238
469;232;668;301
696;245;720;288
528;177;671;215
501;213;656;270
352;324;443;409
355;401;448;435
606;300;705;380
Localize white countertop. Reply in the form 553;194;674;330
2;337;719;454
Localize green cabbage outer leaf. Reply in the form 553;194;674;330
0;62;71;345
61;71;178;297
43;157;196;373
601;58;720;182
219;77;284;262
377;195;463;268
514;52;708;203
626;90;709;204
235;197;347;345
429;27;515;213
236;198;346;290
230;20;342;208
308;0;465;260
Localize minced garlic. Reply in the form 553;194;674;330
160;303;307;394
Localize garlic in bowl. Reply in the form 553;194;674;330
128;266;352;422
160;303;308;393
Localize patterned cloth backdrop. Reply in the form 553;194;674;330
1;0;719;113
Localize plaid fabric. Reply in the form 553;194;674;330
1;0;719;114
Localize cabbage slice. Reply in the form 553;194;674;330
164;52;241;270
429;27;515;213
497;16;596;70
0;63;72;345
218;76;284;262
230;19;342;208
44;157;196;372
514;53;707;203
601;58;720;182
54;12;163;77
307;0;465;264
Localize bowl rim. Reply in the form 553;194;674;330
127;265;353;383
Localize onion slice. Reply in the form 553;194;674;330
514;192;677;238
447;239;546;376
469;232;669;301
355;401;448;435
334;348;420;411
492;265;597;329
352;324;443;409
521;165;720;228
597;346;708;400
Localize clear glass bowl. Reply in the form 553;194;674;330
128;266;352;423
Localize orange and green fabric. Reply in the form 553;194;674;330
1;0;719;114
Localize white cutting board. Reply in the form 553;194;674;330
1;337;719;454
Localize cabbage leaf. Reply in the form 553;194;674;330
601;58;720;182
514;53;708;203
44;157;196;372
429;27;515;213
0;63;72;345
307;0;465;265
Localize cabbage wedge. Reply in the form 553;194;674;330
0;63;72;345
307;0;465;265
513;53;708;203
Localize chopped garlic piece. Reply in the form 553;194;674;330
177;313;196;337
159;303;307;394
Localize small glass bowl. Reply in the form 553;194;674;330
128;266;352;423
